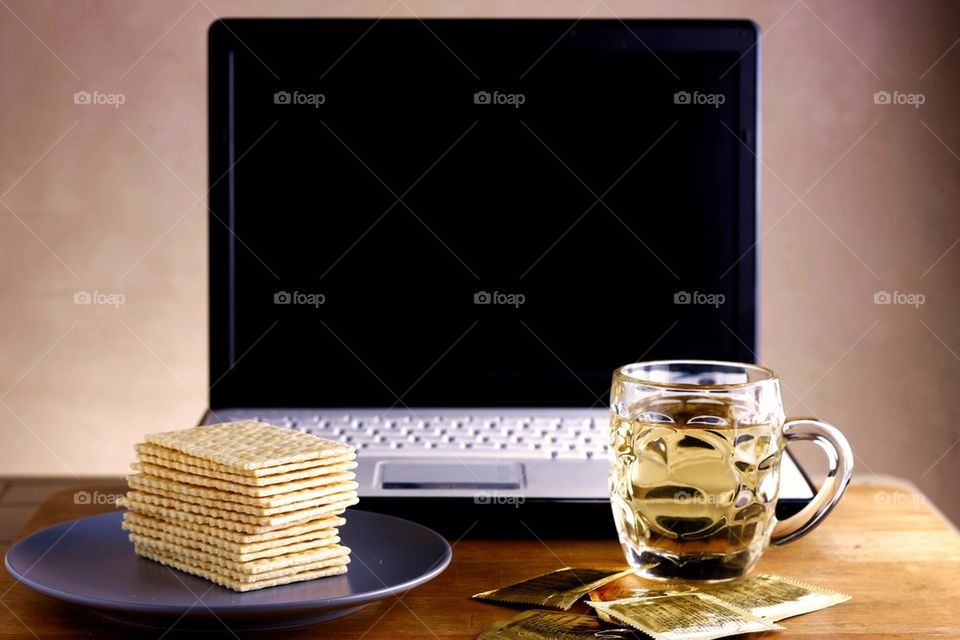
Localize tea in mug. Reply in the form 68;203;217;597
610;396;783;580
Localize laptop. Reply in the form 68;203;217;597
205;18;814;536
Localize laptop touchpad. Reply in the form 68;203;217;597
379;462;524;490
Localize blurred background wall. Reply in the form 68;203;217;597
1;1;958;523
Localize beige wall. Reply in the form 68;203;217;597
2;1;959;523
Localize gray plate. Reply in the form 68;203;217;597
4;509;451;631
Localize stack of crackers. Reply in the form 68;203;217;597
118;421;359;592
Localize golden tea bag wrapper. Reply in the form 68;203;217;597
589;572;851;623
698;574;851;621
477;609;633;640
473;567;636;610
588;572;694;623
588;593;783;640
590;572;694;601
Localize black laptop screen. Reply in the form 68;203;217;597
210;20;757;409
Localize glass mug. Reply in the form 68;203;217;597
609;360;853;581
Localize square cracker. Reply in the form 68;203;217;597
123;516;339;561
129;530;349;571
133;534;349;574
135;442;354;478
144;422;353;471
134;545;349;592
136;451;357;486
122;511;344;547
130;462;357;497
126;476;358;514
119;492;358;529
123;522;340;563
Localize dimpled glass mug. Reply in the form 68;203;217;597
609;360;853;581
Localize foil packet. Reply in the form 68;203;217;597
699;574;851;620
473;567;636;610
477;609;633;640
589;572;850;622
587;592;784;640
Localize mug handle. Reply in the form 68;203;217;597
770;417;854;546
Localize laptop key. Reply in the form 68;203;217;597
556;449;589;459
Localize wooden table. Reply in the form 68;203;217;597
2;483;959;639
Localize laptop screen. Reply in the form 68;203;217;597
210;20;758;409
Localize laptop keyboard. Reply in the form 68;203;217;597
223;414;611;460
